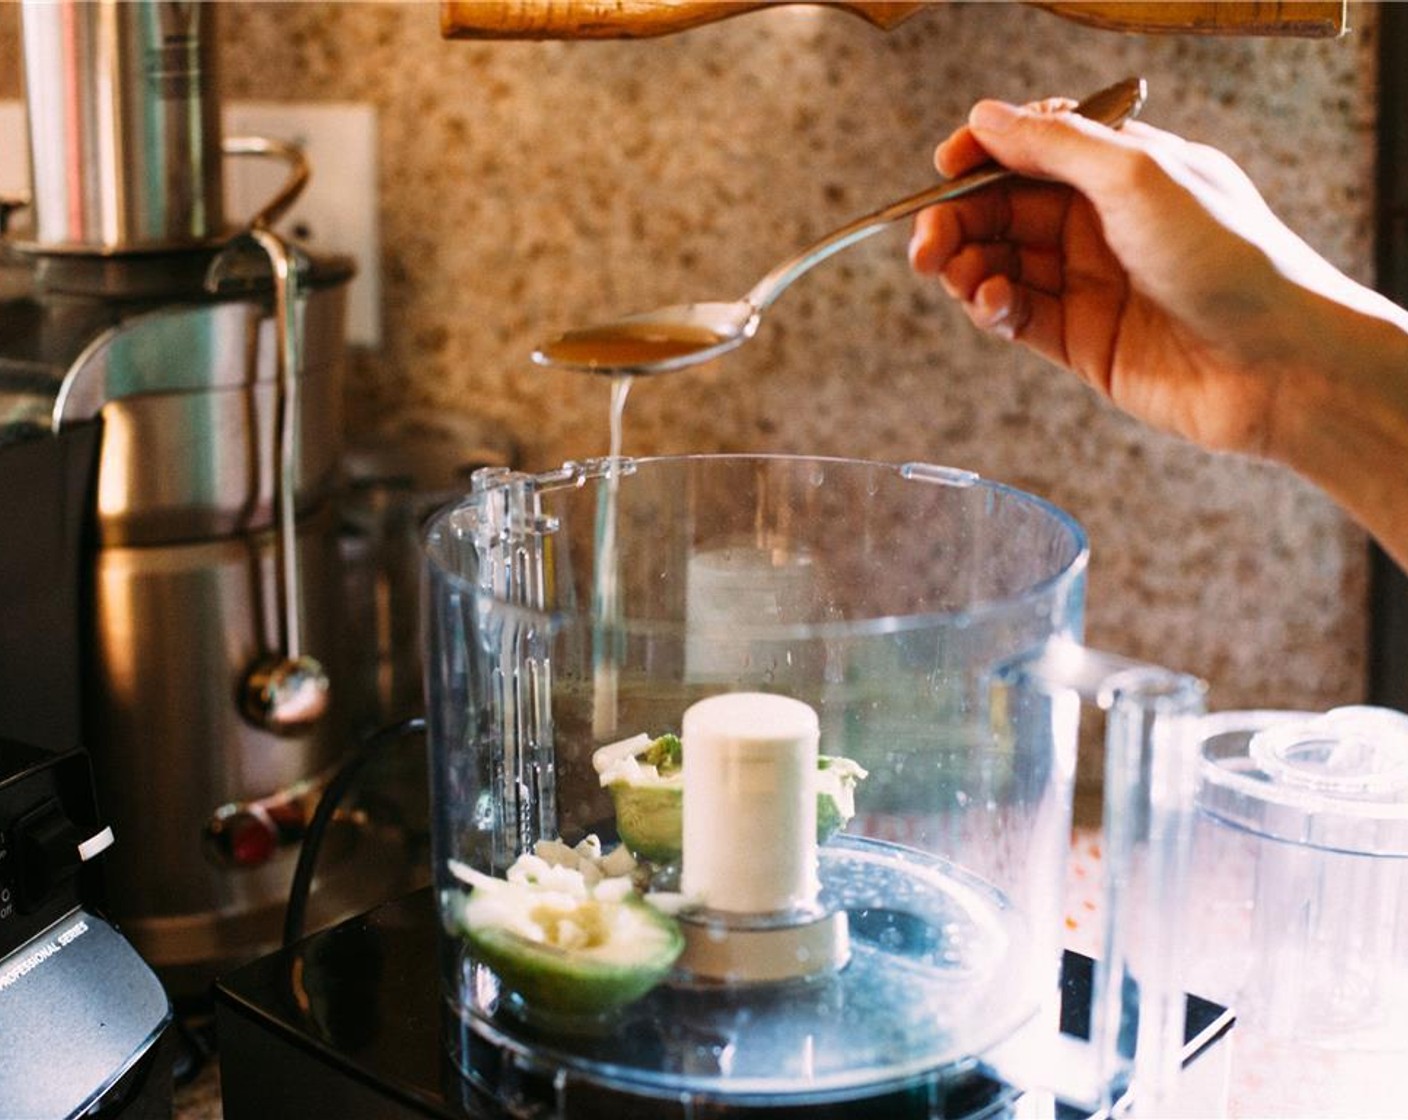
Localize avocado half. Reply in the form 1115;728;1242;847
593;732;868;863
454;868;684;1017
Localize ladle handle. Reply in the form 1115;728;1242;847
744;77;1146;314
249;228;307;663
208;143;311;650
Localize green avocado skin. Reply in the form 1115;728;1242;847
465;901;684;1016
815;796;846;845
609;785;850;862
610;782;685;863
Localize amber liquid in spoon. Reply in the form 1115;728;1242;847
538;321;729;369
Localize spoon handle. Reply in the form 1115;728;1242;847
744;77;1146;313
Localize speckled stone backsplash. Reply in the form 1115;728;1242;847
0;2;1377;720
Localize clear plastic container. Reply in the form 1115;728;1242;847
1184;707;1408;1117
422;455;1203;1116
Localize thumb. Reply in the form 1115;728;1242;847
967;99;1134;199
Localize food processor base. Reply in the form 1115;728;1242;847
214;888;1233;1120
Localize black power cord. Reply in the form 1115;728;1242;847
282;715;427;949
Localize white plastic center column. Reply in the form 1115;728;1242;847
681;691;819;914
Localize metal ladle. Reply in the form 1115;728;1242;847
206;139;331;735
533;77;1146;376
231;228;332;735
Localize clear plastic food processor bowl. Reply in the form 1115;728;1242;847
421;455;1204;1117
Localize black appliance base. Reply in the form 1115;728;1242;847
215;888;1232;1120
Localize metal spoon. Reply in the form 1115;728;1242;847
533;77;1146;376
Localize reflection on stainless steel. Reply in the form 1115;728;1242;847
73;291;358;984
87;503;403;978
16;4;309;256
204;758;347;870
240;655;333;736
53;294;346;544
19;0;224;254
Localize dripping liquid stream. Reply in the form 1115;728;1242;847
592;373;633;739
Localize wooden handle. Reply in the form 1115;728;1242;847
441;2;924;40
442;0;1346;39
1028;1;1347;38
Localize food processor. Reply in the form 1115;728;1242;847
417;453;1210;1116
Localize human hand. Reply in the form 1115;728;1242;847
908;94;1408;461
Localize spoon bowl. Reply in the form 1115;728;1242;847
533;77;1147;377
535;301;758;373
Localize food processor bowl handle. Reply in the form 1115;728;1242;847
464;465;570;865
994;639;1206;1117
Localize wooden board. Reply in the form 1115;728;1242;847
441;0;1347;40
441;2;924;40
1030;1;1347;38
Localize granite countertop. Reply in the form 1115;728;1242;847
175;1065;222;1120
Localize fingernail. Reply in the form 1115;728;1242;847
970;100;1020;134
982;301;1015;340
906;231;929;273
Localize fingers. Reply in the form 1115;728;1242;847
965;273;1026;336
939;240;1064;302
934;126;988;178
960;95;1190;215
932;92;1196;198
921;92;1152;265
912;91;1165;376
908;203;959;274
962;273;1070;369
911;97;1185;295
933;95;1080;178
909;228;1070;365
908;180;1072;275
